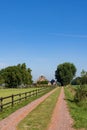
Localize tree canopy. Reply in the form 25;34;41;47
55;62;76;86
0;63;33;88
71;77;81;85
71;69;87;85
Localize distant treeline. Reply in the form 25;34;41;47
1;62;87;88
71;70;87;85
0;63;33;88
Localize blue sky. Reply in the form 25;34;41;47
0;0;87;81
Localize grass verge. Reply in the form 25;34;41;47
64;87;87;129
17;87;61;130
0;87;54;120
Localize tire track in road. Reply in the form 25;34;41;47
47;87;75;130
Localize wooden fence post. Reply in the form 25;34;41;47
19;93;21;102
25;92;27;100
36;89;37;96
0;97;3;111
29;91;31;97
33;90;34;96
12;95;14;107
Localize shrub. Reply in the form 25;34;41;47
74;85;87;104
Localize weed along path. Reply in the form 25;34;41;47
47;87;75;130
0;88;58;130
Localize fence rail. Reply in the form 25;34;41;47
0;86;53;111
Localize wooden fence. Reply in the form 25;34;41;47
0;86;53;111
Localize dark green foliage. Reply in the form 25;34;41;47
17;63;32;85
71;70;87;85
0;75;5;85
4;66;22;88
55;62;76;86
50;79;55;85
74;85;87;104
0;69;6;85
81;76;87;85
0;63;32;88
71;77;81;85
81;69;87;77
80;69;87;85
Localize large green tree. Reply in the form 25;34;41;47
55;62;76;86
4;66;22;88
0;63;33;88
17;63;32;85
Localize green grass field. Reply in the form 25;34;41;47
17;87;61;130
0;88;37;97
64;86;87;129
0;88;39;105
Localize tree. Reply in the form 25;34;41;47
71;77;81;85
74;85;87;103
55;62;76;86
50;79;55;85
81;69;87;77
80;69;87;85
0;63;33;88
4;66;22;88
0;75;5;85
17;64;32;85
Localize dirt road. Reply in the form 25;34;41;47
47;87;75;130
0;87;75;130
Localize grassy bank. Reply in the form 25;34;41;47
64;87;87;129
17;87;61;130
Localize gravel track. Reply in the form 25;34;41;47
47;87;75;130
